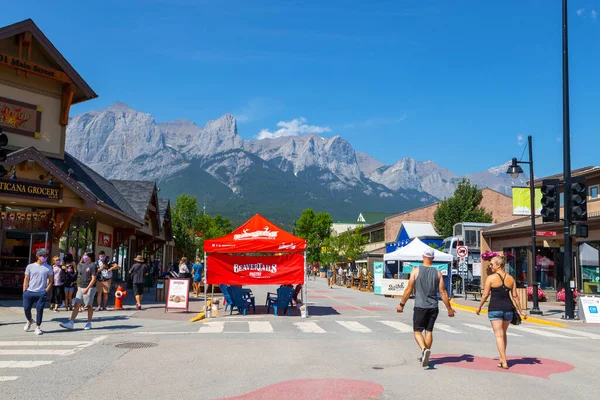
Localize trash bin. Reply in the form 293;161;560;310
156;279;166;302
517;287;528;310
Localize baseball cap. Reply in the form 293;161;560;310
422;248;435;258
36;248;48;257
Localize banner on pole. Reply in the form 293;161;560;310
512;187;542;216
206;253;305;285
373;262;384;295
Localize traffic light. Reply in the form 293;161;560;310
0;128;7;178
570;177;587;222
540;179;561;223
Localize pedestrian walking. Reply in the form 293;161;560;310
23;248;53;335
60;251;97;331
327;267;333;288
50;256;65;312
396;248;455;367
63;261;77;311
192;258;204;298
476;255;527;369
96;252;119;311
129;255;148;310
178;257;190;278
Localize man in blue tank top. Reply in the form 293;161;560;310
396;248;455;367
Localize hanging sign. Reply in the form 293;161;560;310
166;278;190;311
206;253;304;285
0;53;71;83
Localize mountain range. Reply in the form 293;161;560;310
65;102;525;227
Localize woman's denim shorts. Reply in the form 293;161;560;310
488;310;513;321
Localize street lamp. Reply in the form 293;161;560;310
506;136;543;315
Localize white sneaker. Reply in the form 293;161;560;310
84;322;92;330
60;320;74;330
95;307;102;312
35;328;43;335
24;321;32;332
421;349;431;367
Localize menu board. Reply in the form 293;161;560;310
166;278;190;310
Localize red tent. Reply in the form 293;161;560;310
204;214;307;286
205;214;306;254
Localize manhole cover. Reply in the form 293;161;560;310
372;366;384;370
115;342;158;349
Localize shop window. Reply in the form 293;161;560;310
505;247;528;288
59;217;96;262
579;242;599;294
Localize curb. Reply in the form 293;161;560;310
450;299;567;328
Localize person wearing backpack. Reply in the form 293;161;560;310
50;256;65;312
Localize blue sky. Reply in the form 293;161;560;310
3;0;600;177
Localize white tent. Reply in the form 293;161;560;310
384;237;453;263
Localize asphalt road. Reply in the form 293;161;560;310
1;278;598;400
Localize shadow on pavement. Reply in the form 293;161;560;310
431;354;475;366
507;357;542;367
306;306;340;316
43;324;142;333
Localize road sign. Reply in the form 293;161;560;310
459;256;467;263
537;231;557;237
457;246;468;258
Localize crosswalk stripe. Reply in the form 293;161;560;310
462;323;521;337
294;322;326;333
0;361;53;368
0;349;72;356
379;321;412;333
0;341;90;347
435;324;462;333
248;321;273;333
537;327;600;340
198;322;224;333
0;377;19;382
336;321;372;333
511;326;578;338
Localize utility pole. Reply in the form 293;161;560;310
562;0;575;319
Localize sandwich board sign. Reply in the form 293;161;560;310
579;296;600;323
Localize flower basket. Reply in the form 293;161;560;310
481;251;499;261
556;288;579;302
527;286;547;301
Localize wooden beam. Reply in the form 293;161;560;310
52;207;76;243
60;84;76;126
113;227;135;250
0;52;72;83
136;236;155;253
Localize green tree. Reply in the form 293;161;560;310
337;227;368;262
293;209;333;264
433;178;493;238
172;194;233;259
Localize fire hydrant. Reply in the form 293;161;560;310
114;285;127;310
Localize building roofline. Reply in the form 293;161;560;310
0;19;97;103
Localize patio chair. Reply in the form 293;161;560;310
267;286;294;316
219;284;233;312
229;286;255;315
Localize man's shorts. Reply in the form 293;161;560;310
133;283;144;296
96;280;111;294
74;287;96;307
413;307;439;332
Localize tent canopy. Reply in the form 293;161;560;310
384;237;452;263
204;214;306;254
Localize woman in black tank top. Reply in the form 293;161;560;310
476;255;527;369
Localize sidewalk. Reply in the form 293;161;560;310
450;296;586;327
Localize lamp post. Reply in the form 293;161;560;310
507;136;543;315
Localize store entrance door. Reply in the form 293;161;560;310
29;232;49;263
